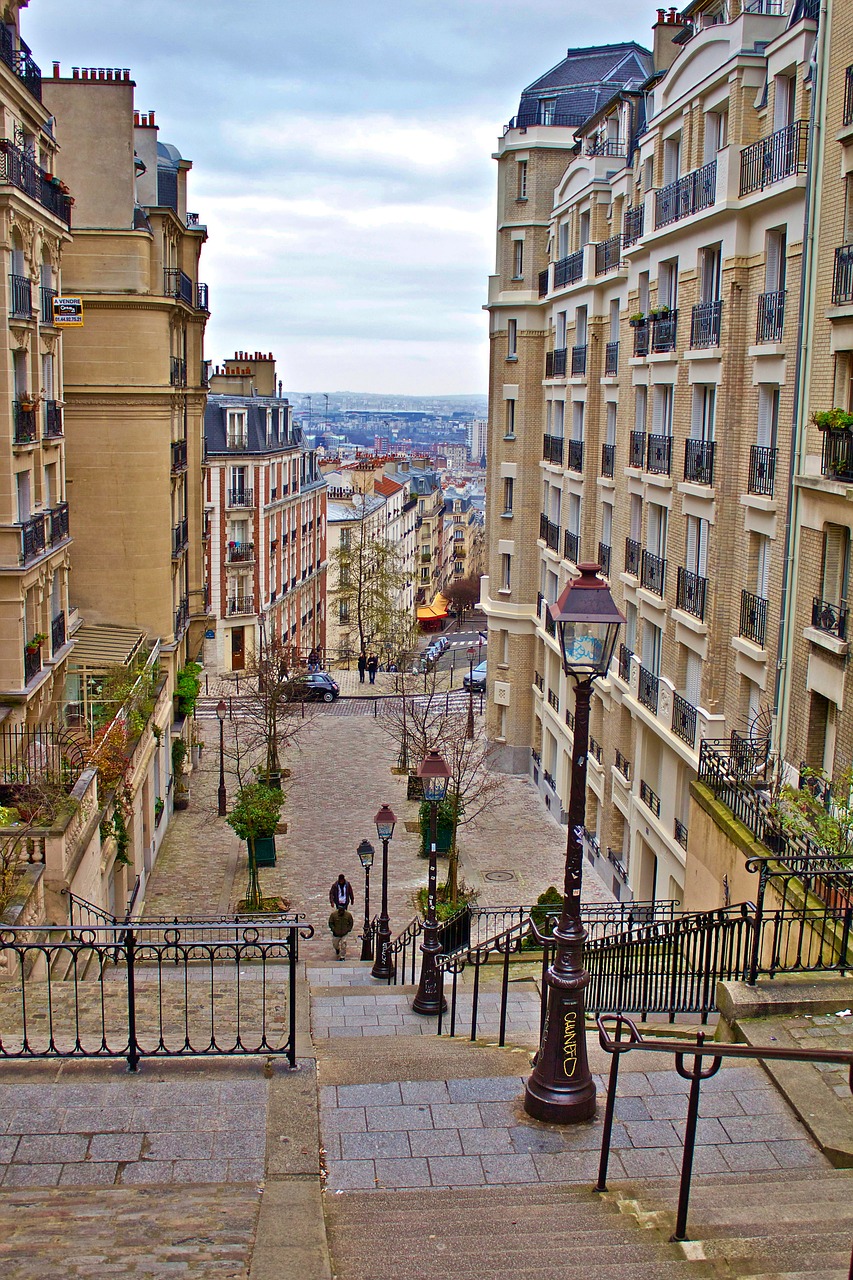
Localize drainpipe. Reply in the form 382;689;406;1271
773;0;829;774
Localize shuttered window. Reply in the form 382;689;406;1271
821;525;849;606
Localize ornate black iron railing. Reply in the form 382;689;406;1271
564;529;580;564
650;310;677;352
618;643;633;682
0;25;42;100
9;271;31;318
23;644;41;685
739;588;768;646
539;513;559;552
639;779;661;815
567;439;584;472
164;268;194;306
604;341;618;375
845;65;853;127
51;610;66;654
684;438;714;485
748;444;777;495
638;666;659;714
672;692;698;747
571;344;587;376
538;268;550;297
756;289;785;342
654;161;715;228
13;401;37;444
632;321;649;356
0;140;72;226
740;120;809;196
601;442;615;477
49;501;69;545
820;427;853;480
831;243;853;305
641;548;666;595
615;749;631;780
623;204;644;246
20;513;45;563
545;348;567;377
598;541;611;577
646;434;672;476
629;430;646;468
595;235;622;275
689;299;721;348
40;285;57;325
172;518;189;558
553;250;584;288
676;565;707;620
625;538;641;576
542;433;563;465
171;438;187;472
811;595;848;639
43;400;62;438
227;488;253;507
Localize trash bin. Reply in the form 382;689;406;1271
253;836;276;867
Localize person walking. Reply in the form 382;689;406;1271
329;873;354;909
307;648;320;673
328;906;354;960
357;651;367;684
367;653;379;685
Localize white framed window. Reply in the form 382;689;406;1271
500;553;512;591
505;400;516;438
507;319;517;358
227;410;247;449
502;477;514;514
517;160;527;199
513;240;524;278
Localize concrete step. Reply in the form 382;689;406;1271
314;1030;530;1086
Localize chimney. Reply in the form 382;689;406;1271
653;9;689;71
53;62;60;78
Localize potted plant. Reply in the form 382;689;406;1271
154;797;164;824
629;312;646;327
25;632;47;654
813;408;853;432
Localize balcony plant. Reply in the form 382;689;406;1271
25;632;47;654
647;304;671;321
629;313;646;327
813;408;853;432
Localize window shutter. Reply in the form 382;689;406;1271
822;526;849;604
764;232;781;293
651;387;664;436
685;652;702;706
685;516;698;574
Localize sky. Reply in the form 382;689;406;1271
25;0;650;396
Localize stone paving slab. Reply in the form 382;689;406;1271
320;1064;831;1191
312;988;541;1042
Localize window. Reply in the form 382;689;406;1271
699;245;721;303
339;600;350;623
821;525;849;607
571;402;585;442
658;258;678;310
502;477;514;514
757;385;779;447
558;222;570;258
340;527;351;550
499;553;512;592
266;409;273;445
635;385;648;433
517;160;527;199
606;402;617;447
773;73;795;131
685;515;709;576
765;229;787;293
575;306;588;345
513;240;524;279
227;410;247;449
540;98;556;125
505;400;516;438
556;310;567;348
609;299;620;342
579;211;590;248
552;400;564;437
643;620;663;675
663;135;681;185
691;386;716;441
685;651;702;706
507;319;517;358
638;270;650;315
755;533;771;598
647;503;668;558
704;108;728;161
651;384;674;436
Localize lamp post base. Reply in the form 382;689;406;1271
411;939;447;1016
371;921;392;980
217;785;227;818
523;937;596;1125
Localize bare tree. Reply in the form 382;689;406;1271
330;495;417;665
237;627;314;781
446;575;481;628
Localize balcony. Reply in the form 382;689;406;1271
676;565;708;621
674;819;689;850
748;444;777;496
623;204;644;247
820;429;853;481
539;513;560;553
170;356;187;387
601;442;615;477
640;549;666;596
164;268;194;306
690;300;722;349
672;693;698;748
420;550;432;563
547;688;560;713
226;488;253;508
567;439;584;473
632;321;650;357
570;344;587;376
174;598;190;635
9;272;31;318
0;140;72;227
598;541;611;577
227;541;255;564
739;589;768;646
23;643;41;686
200;360;212;389
624;538;641;577
43;401;62;439
51;610;66;654
646;434;672;476
170;439;187;474
564;529;579;564
654;160;716;229
595;235;622;276
13;401;37;444
604;341;619;376
831;244;853;306
172;518;189;558
40;285;56;325
684;439;714;486
553;250;584;288
589;736;603;764
20;513;45;563
618;644;633;682
739;121;809;197
650;311;677;353
638;666;659;714
542;433;564;466
615;749;631;781
811;596;848;640
586;137;625;159
756;290;785;342
538;268;550;297
639;779;661;818
545;348;567;378
629;431;646;468
845;65;853;128
196;282;209;311
0;26;41;100
49;501;69;545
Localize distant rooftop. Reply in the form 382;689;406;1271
508;42;653;132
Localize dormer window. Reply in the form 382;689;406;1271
227;410;247;449
540;98;557;126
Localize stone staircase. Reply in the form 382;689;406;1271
306;955;853;1280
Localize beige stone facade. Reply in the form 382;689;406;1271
483;9;820;904
0;2;73;726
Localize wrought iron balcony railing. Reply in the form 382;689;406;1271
553;250;584;288
639;779;661;817
49;501;69;545
0;140;72;226
571;344;587;376
632;321;650;357
567;439;584;473
625;538;641;576
650;310;677;352
739;120;809;196
604;341;619;376
51;610;66;654
196;283;209;311
542;433;564;466
164;268;194;306
739;589;768;646
23;643;41;685
538;268;550;297
598;541;611;578
646;434;672;476
226;596;253;617
539;513;560;552
676;565;708;621
811;596;848;640
0;25;41;100
9;272;31;318
172;518;189;558
674;818;689;849
615;749;631;781
748;444;777;496
13;401;37;444
226;488;253;507
618;644;633;682
640;549;666;596
174;597;190;635
227;542;255;564
638;666;659;714
586;138;626;158
170;356;187;387
629;431;646;469
684;439;714;486
690;299;722;348
40;285;57;325
831;243;853;306
654;160;715;228
20;513;45;563
43;400;62;438
601;442;615;477
845;65;853;127
595;235;622;276
564;529;579;564
756;290;785;342
171;439;187;473
623;203;644;247
821;429;853;481
545;347;567;378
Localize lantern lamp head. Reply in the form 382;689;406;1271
549;564;625;680
374;803;396;841
417;750;451;803
357;838;375;870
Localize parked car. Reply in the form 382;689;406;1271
463;661;487;693
287;672;340;702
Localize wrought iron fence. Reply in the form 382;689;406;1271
676;566;707;620
601;442;615;477
625;538;641;576
0;723;83;787
604;341;619;376
542;433;563;465
570;344;587;376
684;438;714;485
820;427;853;481
756;289;785;342
629;430;646;468
739;589;768;646
646;434;672;475
650;311;678;352
598;541;611;578
689;300;721;348
638;667;659;714
564;530;580;564
595;235;622;275
623;204;644;246
567;439;584;472
640;549;666;595
748;444;777;495
553;251;584;288
654;161;716;228
672;693;698;748
633;322;650;357
740;120;809;196
831;243;853;306
811;596;848;639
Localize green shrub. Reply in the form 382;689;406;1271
176;662;202;716
227;783;283;842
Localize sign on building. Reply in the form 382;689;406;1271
52;296;84;327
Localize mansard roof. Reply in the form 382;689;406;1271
514;42;653;129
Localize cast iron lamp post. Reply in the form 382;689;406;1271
357;838;375;962
466;644;476;740
216;700;228;817
524;564;624;1124
371;804;396;980
412;749;451;1015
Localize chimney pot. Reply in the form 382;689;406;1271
149;110;155;126
72;66;79;79
657;7;666;19
53;61;60;78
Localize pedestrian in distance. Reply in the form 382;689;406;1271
357;651;367;684
307;648;320;673
328;905;354;960
367;653;379;685
329;873;354;909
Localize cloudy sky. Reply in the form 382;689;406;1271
25;0;650;395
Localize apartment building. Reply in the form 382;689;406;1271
0;4;73;726
443;487;485;585
203;352;326;672
483;7;819;904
